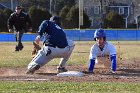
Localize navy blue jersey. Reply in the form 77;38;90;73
38;20;68;48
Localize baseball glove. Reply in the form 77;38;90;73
32;41;41;57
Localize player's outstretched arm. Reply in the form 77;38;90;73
110;54;116;73
88;59;95;73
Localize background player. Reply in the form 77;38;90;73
88;28;116;74
26;16;75;74
7;6;32;51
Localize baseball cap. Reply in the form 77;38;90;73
50;16;60;21
16;6;22;10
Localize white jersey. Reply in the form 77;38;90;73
89;42;116;67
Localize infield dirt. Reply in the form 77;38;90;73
0;59;139;83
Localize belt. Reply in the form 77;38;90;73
45;44;66;48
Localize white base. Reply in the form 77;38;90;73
57;71;84;77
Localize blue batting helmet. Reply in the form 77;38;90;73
94;28;106;41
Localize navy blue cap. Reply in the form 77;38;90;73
50;16;60;21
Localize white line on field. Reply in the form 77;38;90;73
0;78;49;81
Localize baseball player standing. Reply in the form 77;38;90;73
88;28;116;74
26;16;75;74
7;6;32;51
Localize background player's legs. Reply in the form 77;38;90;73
15;31;24;51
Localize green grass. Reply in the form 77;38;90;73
0;41;92;67
0;42;32;67
0;81;139;93
0;41;140;67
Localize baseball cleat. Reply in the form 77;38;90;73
57;67;68;73
82;71;94;74
26;65;40;74
19;46;24;51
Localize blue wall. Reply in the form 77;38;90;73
0;29;140;42
66;29;140;41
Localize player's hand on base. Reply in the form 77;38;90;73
109;70;116;74
111;71;116;74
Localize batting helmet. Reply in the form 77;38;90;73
94;28;106;41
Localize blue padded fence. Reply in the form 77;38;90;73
0;29;140;42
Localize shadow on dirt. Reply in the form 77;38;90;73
36;73;57;76
105;68;140;77
117;68;140;76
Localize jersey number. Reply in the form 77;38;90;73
55;24;61;29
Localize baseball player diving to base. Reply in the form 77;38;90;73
88;28;116;74
26;16;75;74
